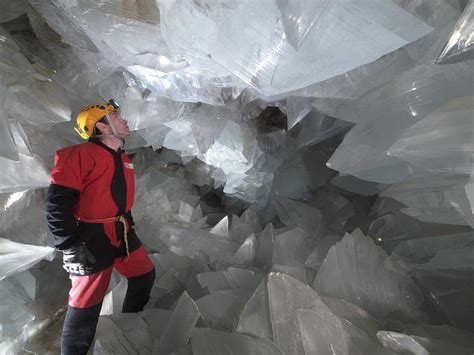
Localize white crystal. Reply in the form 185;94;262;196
315;229;424;320
0;238;55;281
153;291;200;354
436;0;474;64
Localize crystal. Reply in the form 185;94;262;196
100;278;127;316
110;313;154;354
228;234;257;267
305;234;341;270
153;291;200;354
273;227;313;267
196;289;251;331
238;272;333;354
326;61;474;184
331;174;387;196
0;0;27;23
191;328;283;355
273;197;323;232
315;229;424;320
140;308;173;341
380;175;474;227
0;85;18;161
197;268;263;294
255;223;275;271
160;0;432;95
209;216;229;237
377;330;474;354
236;280;271;339
93;316;138;354
388;96;474;175
413;270;474;332
298;308;384;354
0;123;50;193
391;230;474;273
436;0;474;64
0;238;55;281
276;0;330;50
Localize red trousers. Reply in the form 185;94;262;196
68;245;154;308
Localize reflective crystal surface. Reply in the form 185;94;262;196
0;1;473;353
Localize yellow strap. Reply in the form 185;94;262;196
118;215;130;262
78;215;130;262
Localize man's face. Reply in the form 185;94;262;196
101;111;130;138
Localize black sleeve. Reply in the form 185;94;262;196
45;183;80;250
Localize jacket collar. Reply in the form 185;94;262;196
89;137;123;156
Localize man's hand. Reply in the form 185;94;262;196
62;241;96;275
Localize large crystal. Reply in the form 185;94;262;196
0;238;55;281
0;123;50;193
160;0;432;95
436;0;474;64
380;175;474;227
153;291;200;354
191;328;283;355
327;61;474;184
315;229;424;320
196;289;251;331
388;96;474;175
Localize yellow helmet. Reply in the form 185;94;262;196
74;99;120;139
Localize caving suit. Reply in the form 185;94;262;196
45;138;155;355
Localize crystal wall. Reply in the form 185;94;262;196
0;0;473;353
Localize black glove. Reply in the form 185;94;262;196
62;241;96;275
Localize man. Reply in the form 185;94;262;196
45;99;155;354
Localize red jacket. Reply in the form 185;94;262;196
45;138;141;274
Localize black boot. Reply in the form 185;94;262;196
61;302;102;355
122;268;156;313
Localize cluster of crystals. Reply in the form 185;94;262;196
0;0;473;353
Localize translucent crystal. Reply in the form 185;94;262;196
273;197;323;232
0;238;55;281
0;0;27;23
140;308;172;340
305;234;341;270
191;328;283;355
377;330;474;354
327;61;474;184
196;289;251;330
276;0;330;50
436;0;474;64
388;96;474;175
228;234;257;267
160;0;432;95
100;278;127;316
380;175;474;227
331;175;387;196
413;270;474;332
93;316;138;355
238;272;333;354
273;228;313;267
298;308;384;355
197;268;263;293
0;85;18;161
255;223;275;271
0;123;52;193
110;313;154;354
153;291;200;354
315;229;424;320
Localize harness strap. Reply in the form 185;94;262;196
77;215;130;262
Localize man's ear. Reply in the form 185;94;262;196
95;122;108;131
